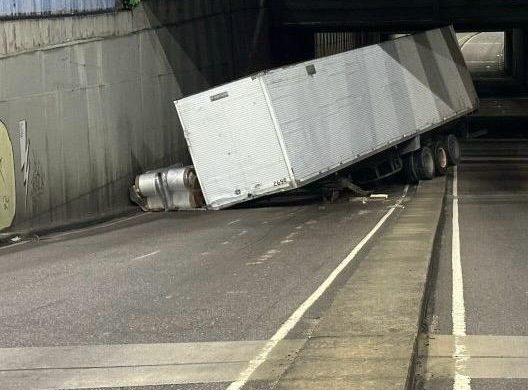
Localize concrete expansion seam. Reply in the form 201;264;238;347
405;176;448;390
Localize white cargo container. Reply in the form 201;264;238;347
175;26;478;209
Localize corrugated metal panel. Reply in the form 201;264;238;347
0;2;10;16
315;32;382;58
0;0;116;17
175;78;293;210
263;27;477;183
175;27;478;209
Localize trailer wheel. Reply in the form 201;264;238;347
432;141;448;176
443;134;461;166
414;146;435;180
402;153;419;184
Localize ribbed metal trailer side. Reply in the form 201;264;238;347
262;26;477;185
175;27;478;210
175;78;294;208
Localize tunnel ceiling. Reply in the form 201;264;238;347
271;0;528;30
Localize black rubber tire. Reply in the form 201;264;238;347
443;134;461;166
432;141;448;176
414;146;435;180
402;153;419;184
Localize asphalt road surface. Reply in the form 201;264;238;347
4;137;527;390
0;183;407;389
415;139;528;390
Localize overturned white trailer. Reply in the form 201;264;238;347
173;27;477;209
170;27;477;210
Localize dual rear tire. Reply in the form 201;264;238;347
402;152;420;184
414;146;435;180
443;134;461;166
403;146;435;184
403;135;460;184
432;141;448;176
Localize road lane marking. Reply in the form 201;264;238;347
427;357;528;379
424;335;528;358
0;340;305;389
285;232;299;239
228;219;241;226
226;185;409;390
132;250;160;261
420;335;528;379
451;166;471;390
452;167;466;336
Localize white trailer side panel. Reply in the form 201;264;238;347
175;78;293;209
175;27;478;209
262;27;478;183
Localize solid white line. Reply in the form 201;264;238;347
226;185;409;390
451;166;471;390
0;340;305;370
425;335;528;358
452;167;465;336
133;250;160;261
0;340;306;389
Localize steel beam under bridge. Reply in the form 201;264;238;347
272;0;528;30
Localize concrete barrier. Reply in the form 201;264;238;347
0;0;272;233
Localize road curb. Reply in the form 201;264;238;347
0;207;142;249
405;177;448;390
275;177;447;390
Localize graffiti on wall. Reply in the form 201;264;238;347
19;120;30;209
18;120;45;213
0;121;16;230
30;150;45;206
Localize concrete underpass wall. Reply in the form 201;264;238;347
0;0;272;233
